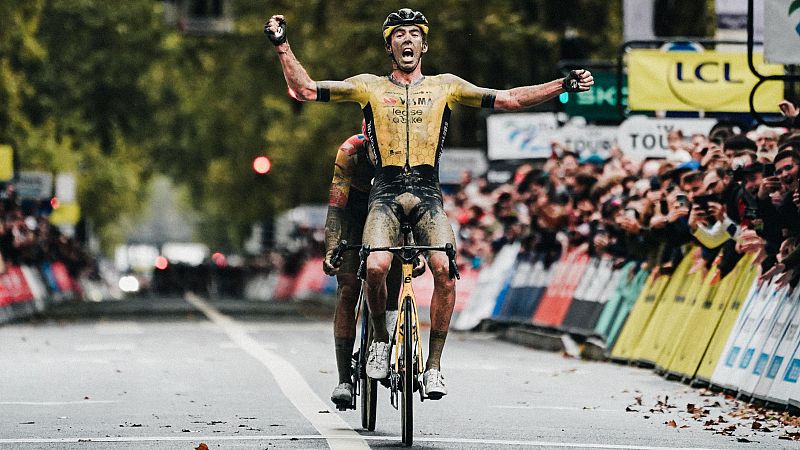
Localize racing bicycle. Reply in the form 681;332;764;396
331;220;459;446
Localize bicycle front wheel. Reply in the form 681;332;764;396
359;294;377;431
401;296;414;446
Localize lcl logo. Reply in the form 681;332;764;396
674;62;744;84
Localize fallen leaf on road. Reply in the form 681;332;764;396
737;438;752;443
635;395;643;406
752;421;761;430
780;431;800;440
196;444;209;450
625;406;638;412
666;420;677;428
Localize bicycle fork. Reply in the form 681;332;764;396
390;264;426;409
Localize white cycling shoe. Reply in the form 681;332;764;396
423;368;447;399
366;341;390;379
330;382;353;405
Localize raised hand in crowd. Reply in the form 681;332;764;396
706;201;725;223
757;175;783;200
779;99;799;119
735;228;765;255
666;193;690;223
688;204;707;231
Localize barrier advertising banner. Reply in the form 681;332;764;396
764;0;800;64
486;113;559;160
627;50;783;112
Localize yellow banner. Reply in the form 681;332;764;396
0;145;13;181
49;203;81;225
628;50;783;112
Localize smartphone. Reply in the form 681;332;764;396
763;163;776;177
624;208;639;220
693;194;719;209
660;199;669;215
675;193;690;209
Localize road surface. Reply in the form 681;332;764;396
0;295;797;449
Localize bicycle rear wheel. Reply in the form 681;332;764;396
359;295;377;431
401;296;414;446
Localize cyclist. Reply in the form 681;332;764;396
324;128;423;406
266;8;593;399
324;130;398;406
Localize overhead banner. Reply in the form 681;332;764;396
486;113;559;160
764;0;800;64
628;50;783;112
617;116;716;159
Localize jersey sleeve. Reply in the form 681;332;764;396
446;74;497;109
316;74;372;107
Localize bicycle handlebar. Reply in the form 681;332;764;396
357;243;460;281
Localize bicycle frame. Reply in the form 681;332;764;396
393;261;424;382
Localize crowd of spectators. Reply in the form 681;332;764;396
0;182;92;278
444;100;800;288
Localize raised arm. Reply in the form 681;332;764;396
265;15;318;101
495;69;593;111
265;15;368;104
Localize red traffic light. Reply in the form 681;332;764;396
253;156;272;174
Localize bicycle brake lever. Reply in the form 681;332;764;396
445;243;460;280
330;240;348;268
357;245;370;281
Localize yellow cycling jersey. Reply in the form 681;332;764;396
316;74;495;170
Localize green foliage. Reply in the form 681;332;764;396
0;0;625;252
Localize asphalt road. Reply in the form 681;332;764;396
1;295;798;449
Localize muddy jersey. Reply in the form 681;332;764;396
316;74;496;174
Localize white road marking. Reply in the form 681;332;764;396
75;343;136;352
218;341;278;350
94;322;144;335
0;401;118;406
490;404;619;413
0;434;724;449
183;293;368;450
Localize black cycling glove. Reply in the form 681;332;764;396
264;18;287;46
561;70;583;93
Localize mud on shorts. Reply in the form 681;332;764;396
362;166;457;258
